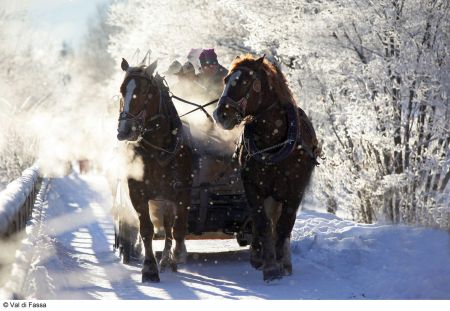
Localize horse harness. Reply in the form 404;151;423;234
222;66;319;166
240;104;319;166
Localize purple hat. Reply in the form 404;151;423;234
199;49;218;66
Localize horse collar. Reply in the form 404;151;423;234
243;103;299;165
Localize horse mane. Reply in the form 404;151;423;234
229;54;296;106
154;73;183;130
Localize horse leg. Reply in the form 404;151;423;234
172;191;190;264
160;202;177;272
135;205;160;283
250;197;281;270
245;184;283;282
250;224;263;270
275;193;303;276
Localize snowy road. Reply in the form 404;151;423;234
4;173;450;299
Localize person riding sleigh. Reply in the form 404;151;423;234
196;49;228;99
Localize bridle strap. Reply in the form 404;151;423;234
119;72;155;126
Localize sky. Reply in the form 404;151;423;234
25;0;110;47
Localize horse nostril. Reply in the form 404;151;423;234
117;131;130;141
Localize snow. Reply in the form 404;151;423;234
292;212;450;299
2;172;450;299
0;165;39;236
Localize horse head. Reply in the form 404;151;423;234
213;55;267;130
117;58;159;141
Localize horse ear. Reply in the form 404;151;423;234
255;55;265;69
121;58;129;71
145;60;158;77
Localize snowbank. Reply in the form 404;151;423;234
292;210;450;299
0;165;40;236
0;179;49;299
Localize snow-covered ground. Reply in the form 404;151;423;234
2;173;450;299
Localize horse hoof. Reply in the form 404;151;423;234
142;272;160;283
263;266;283;282
173;247;187;264
160;258;177;273
142;260;160;282
250;257;263;270
160;264;167;273
283;264;293;276
173;252;187;264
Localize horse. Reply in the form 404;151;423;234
116;58;193;282
213;54;320;282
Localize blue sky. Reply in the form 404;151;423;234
27;0;110;47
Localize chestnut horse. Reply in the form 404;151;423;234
117;58;193;282
213;54;320;282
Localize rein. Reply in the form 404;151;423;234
140;134;181;155
170;93;217;122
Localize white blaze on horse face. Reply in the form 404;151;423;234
123;79;136;113
221;70;241;98
119;79;137;133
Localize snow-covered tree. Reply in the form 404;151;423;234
107;0;247;68
219;0;450;227
0;3;75;184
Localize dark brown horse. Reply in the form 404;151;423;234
213;54;320;282
117;58;193;282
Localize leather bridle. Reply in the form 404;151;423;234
218;66;262;121
119;72;164;135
